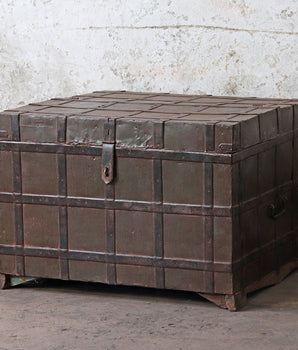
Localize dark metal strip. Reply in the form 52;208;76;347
255;152;262;283
233;181;293;215
154;213;164;288
59;207;68;250
273;143;280;273
232;162;240;206
12;152;22;194
14;200;24;275
152;116;165;286
0;141;232;164
59;208;69;280
0;245;232;273
11;113;24;276
290;117;296;236
154;213;164;258
107;264;116;284
10;113;20;141
14;204;24;246
154;159;164;288
106;209;115;253
205;123;215;152
104;118;116;143
58;154;67;197
1;229;295;274
57;118;69;279
162;203;230;216
1;183;294;217
16;255;25;277
59;258;69;281
57;116;66;143
106;208;116;285
59;206;68;280
0;130;296;165
117;148;230;164
0;142;67;154
153;122;164;149
203;163;213;206
232;130;296;163
233;230;296;268
104;118;117;285
203;162;214;293
153;160;163;203
0;193;232;216
204;216;214;292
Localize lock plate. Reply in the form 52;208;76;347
102;142;115;184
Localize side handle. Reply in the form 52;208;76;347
268;196;287;220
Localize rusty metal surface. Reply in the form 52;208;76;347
0;91;297;310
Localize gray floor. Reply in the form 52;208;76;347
0;269;297;350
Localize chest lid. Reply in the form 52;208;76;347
1;91;297;154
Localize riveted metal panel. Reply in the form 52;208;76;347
164;214;204;260
66;116;104;145
0;91;297;310
20;114;65;143
241;208;259;255
164;120;207;152
22;153;59;195
116;119;156;148
67;155;104;198
0;203;15;245
68;207;106;252
116;264;156;288
25;257;60;279
259;110;278;141
258;148;275;193
162;161;204;205
277;106;294;134
23;204;60;248
258;200;275;246
0;112;17;141
69;260;108;283
240;155;258;202
276;141;293;186
213;164;232;206
115;211;155;256
229;115;260;149
165;268;210;293
214;272;234;294
115;158;154;202
213;217;233;263
0;151;14;192
0;255;17;275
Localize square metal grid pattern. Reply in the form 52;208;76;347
0;91;297;310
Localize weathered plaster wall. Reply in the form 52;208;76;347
0;0;297;110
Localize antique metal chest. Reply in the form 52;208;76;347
0;91;297;310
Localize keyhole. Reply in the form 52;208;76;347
104;167;109;177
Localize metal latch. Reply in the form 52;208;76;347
102;143;115;184
101;119;115;184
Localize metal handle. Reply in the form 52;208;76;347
268;196;287;220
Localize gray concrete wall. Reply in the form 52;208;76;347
0;0;297;110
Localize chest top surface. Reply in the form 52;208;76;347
1;91;297;153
